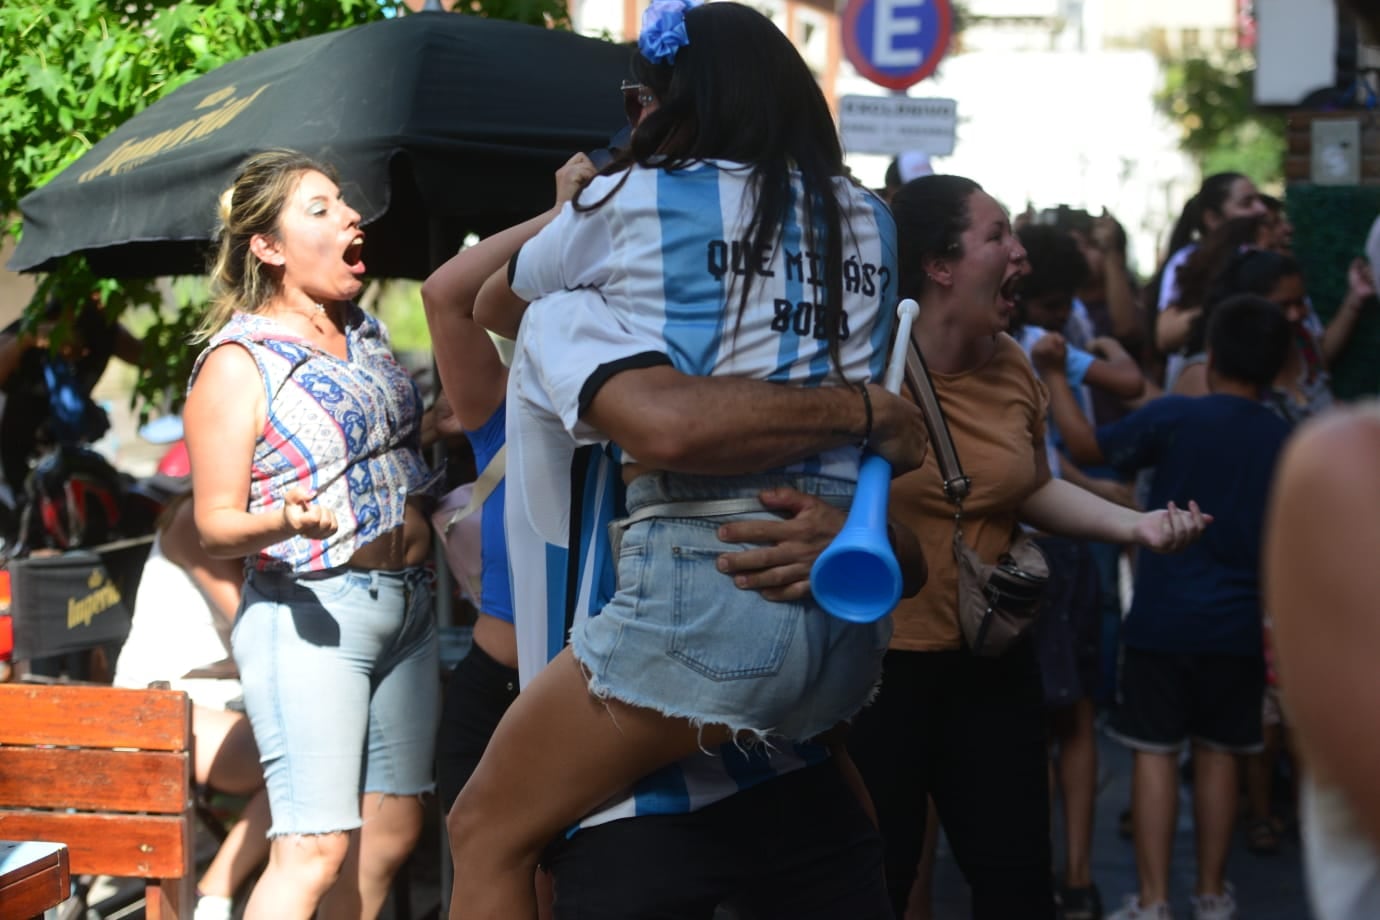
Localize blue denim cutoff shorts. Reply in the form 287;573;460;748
569;472;893;743
233;565;440;837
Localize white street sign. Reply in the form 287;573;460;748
839;95;957;156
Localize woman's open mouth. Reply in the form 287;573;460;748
344;234;366;275
998;271;1024;309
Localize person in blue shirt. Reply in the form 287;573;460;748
1036;293;1293;920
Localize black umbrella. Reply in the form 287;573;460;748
9;12;631;280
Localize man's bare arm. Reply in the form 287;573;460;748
583;365;929;478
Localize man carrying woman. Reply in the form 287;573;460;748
445;3;924;917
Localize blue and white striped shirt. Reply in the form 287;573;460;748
506;291;837;833
511;161;897;481
505;162;896;833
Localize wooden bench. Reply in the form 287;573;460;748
0;840;71;920
0;683;195;920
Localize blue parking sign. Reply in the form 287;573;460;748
842;0;952;91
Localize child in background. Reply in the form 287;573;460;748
1037;294;1293;920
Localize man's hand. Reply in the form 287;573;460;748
867;385;930;476
715;488;846;602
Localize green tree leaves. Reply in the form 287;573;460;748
4;0;567;413
1155;52;1286;187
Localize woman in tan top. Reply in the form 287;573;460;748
846;174;1209;919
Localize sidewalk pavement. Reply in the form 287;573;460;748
398;730;1313;920
926;733;1313;919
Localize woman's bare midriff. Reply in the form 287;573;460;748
345;501;432;571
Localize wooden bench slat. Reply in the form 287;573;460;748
0;684;191;751
0;749;189;813
0;810;192;878
0;868;70;920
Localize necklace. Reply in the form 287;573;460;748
270;301;333;328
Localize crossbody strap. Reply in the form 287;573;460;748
903;342;971;506
443;444;507;533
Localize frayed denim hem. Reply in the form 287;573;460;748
361;784;436;798
571;642;874;751
265;822;361;841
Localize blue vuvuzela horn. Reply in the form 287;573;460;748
810;298;920;622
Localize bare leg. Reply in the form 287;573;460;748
319;792;426;920
242;832;350;920
903;798;939;920
195;707;262;795
197;788;272;899
1132;751;1178;906
447;648;730;920
1054;700;1097;888
1192;746;1239;898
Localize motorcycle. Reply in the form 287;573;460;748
0;430;187;683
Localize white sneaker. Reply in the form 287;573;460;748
1108;894;1175;920
1191;883;1237;920
193;894;233;920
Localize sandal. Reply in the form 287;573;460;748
1246;816;1281;854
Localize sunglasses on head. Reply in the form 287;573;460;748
621;81;656;125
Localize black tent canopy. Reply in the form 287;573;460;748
10;13;631;280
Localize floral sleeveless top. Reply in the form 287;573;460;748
190;307;441;573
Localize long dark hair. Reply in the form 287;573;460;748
1165;172;1249;258
1184;247;1302;355
586;2;856;374
1174;214;1271;313
1142;171;1250;354
891;175;982;306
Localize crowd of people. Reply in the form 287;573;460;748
13;2;1380;919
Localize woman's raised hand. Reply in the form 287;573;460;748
1348;256;1377;303
281;487;338;540
554;152;598;207
1134;499;1211;553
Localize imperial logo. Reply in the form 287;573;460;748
77;83;271;183
67;569;123;629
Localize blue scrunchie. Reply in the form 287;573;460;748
639;0;701;65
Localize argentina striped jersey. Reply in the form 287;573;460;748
505;290;831;833
510;161;898;481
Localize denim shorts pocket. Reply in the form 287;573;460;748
294;570;369;605
668;541;800;680
612;533;648;600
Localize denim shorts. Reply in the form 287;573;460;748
233;566;441;837
570;472;892;743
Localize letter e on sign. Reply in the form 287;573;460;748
842;0;952;91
